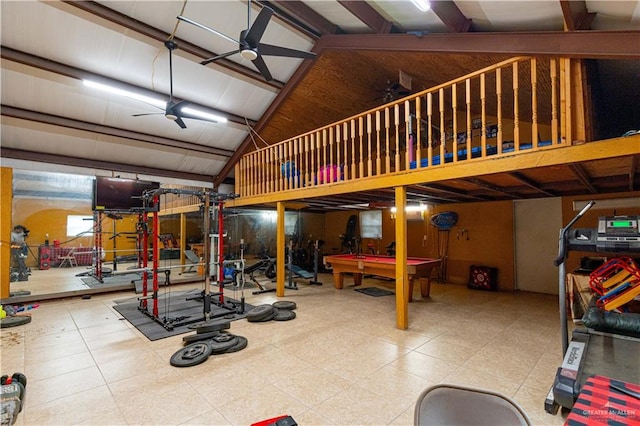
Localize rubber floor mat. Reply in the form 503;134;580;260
355;287;394;297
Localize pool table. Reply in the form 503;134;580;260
323;254;441;302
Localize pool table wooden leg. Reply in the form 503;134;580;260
353;273;363;287
419;277;431;298
333;272;344;289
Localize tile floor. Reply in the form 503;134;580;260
1;273;571;425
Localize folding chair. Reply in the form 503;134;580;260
58;248;78;268
414;384;531;426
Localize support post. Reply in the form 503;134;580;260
276;201;286;297
395;186;409;330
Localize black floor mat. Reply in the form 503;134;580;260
81;273;140;289
355;287;394;297
113;289;253;341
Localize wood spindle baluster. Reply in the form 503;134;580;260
310;133;316;187
304;135;310;186
513;61;520;150
466;78;472;159
563;58;572;146
336;125;342;182
317;131;322;184
394;104;400;171
452;84;458;163
405;100;411;170
351;119;357;179
322;128;328;183
439;88;445;162
497;67;503;154
551;58;558;145
481;73;486;157
278;143;284;191
358;116;364;178
249;154;255;196
295;137;301;188
329;127;335;183
531;58;538;148
375;110;381;175
343;122;349;180
259;149;264;194
367;114;373;177
385;107;390;174
427;92;433;168
415;97;421;170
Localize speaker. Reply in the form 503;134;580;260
39;246;51;270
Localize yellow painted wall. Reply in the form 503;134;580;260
324;199;516;290
1;167;13;298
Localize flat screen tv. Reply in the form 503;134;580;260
93;177;160;212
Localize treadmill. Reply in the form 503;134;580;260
545;201;640;414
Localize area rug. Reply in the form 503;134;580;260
113;289;254;341
355;287;394;297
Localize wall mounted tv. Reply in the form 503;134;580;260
93;177;160;212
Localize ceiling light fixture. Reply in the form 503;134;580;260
410;0;431;12
180;107;228;124
83;80;165;109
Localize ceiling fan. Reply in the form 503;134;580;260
133;40;223;129
177;1;316;82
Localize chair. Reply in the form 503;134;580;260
414;384;531;426
58;248;78;268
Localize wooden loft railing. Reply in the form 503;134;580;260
236;57;575;198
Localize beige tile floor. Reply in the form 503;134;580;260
1;272;571;426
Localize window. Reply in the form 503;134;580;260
67;215;94;237
360;210;382;239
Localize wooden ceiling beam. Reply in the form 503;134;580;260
569;164;597;193
463;177;517;197
410;183;488;201
337;1;393;34
0;47;254;128
1;147;215;183
62;1;284;90
430;1;472;33
268;0;339;36
509;172;557;196
316;31;640;59
559;1;596;31
1;106;235;159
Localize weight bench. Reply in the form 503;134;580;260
182;250;200;273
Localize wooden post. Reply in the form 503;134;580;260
394;104;400;171
513;61;520;150
375;110;381;175
395;186;408;330
480;73;486;155
427;93;433;167
497;67;503;154
531;58;538;147
415;97;421;170
358;116;364;178
466;78;472;158
551;59;558;145
385;107;391;173
276;201;286;297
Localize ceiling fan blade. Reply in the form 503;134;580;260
251;55;273;82
132;112;164;117
258;43;316;59
177;16;239;45
174;117;187;129
201;49;241;65
244;6;273;46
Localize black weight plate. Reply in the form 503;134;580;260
248;308;277;323
0;316;32;328
196;320;231;334
170;341;213;367
182;330;220;343
223;336;248;353
246;304;274;321
272;301;297;310
212;332;236;343
210;335;239;353
274;309;297;321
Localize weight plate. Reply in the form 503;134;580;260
223;336;248;353
170;341;213;367
182;330;220;343
196;320;231;334
246;304;274;321
210;334;239;353
248;308;277;323
0;316;32;328
273;309;297;321
272;301;297;310
212;332;236;343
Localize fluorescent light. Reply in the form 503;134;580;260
180;107;228;123
83;80;166;109
410;0;431;12
391;205;427;213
